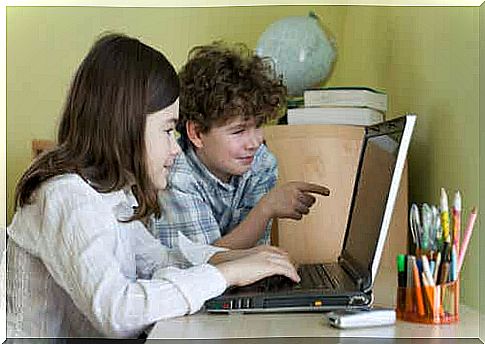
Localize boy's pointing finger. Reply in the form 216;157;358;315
295;182;330;196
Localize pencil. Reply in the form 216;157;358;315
457;207;477;274
440;188;451;243
453;191;461;251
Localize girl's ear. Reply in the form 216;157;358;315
186;120;204;149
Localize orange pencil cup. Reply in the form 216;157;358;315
396;279;459;324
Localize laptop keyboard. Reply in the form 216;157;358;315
301;265;336;289
263;264;339;292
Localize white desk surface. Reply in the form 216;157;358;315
148;271;480;339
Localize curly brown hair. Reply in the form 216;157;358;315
177;41;287;145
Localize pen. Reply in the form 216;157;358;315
432;205;442;252
433;251;441;284
406;255;414;314
410;204;421;252
406;255;414;288
440;188;451;243
439;262;450;285
450;245;458;281
457;207;478;274
441;241;450;263
421;255;435;286
421;203;432;253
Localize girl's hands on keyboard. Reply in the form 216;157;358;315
213;246;301;287
209;245;293;265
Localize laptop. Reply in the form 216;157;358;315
205;115;416;313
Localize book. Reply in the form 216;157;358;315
304;87;388;113
287;107;384;126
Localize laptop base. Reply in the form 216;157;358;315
205;290;372;313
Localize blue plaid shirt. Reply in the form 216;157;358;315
150;140;277;248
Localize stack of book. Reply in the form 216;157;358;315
287;87;387;126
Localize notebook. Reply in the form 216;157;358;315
205;114;416;313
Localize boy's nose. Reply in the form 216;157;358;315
246;132;263;151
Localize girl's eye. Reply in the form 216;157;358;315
164;129;174;134
232;129;244;135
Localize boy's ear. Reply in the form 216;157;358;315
186;120;204;149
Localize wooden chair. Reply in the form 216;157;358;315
31;139;55;159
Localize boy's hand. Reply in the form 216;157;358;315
214;248;300;287
260;181;330;220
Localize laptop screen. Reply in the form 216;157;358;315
340;118;406;285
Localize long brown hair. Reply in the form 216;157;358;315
15;33;179;222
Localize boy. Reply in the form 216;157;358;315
152;42;329;250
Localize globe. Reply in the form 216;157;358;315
256;12;336;97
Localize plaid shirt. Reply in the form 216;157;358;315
150;141;277;248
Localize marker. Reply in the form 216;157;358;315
457;207;478;274
397;254;406;311
397;254;406;287
440;188;451;243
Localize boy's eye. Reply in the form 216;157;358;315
164;129;175;134
232;129;244;135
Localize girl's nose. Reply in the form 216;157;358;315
170;133;182;156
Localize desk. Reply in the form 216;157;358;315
148;272;480;340
148;307;478;339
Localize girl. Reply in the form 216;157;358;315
6;33;299;339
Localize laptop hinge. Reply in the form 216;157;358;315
338;256;365;290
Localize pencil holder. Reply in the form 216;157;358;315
396;279;459;324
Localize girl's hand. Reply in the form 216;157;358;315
208;245;290;265
214;248;300;287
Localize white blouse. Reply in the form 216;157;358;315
7;174;228;339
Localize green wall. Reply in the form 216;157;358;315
480;2;484;340
7;6;481;309
334;6;480;308
6;5;348;220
